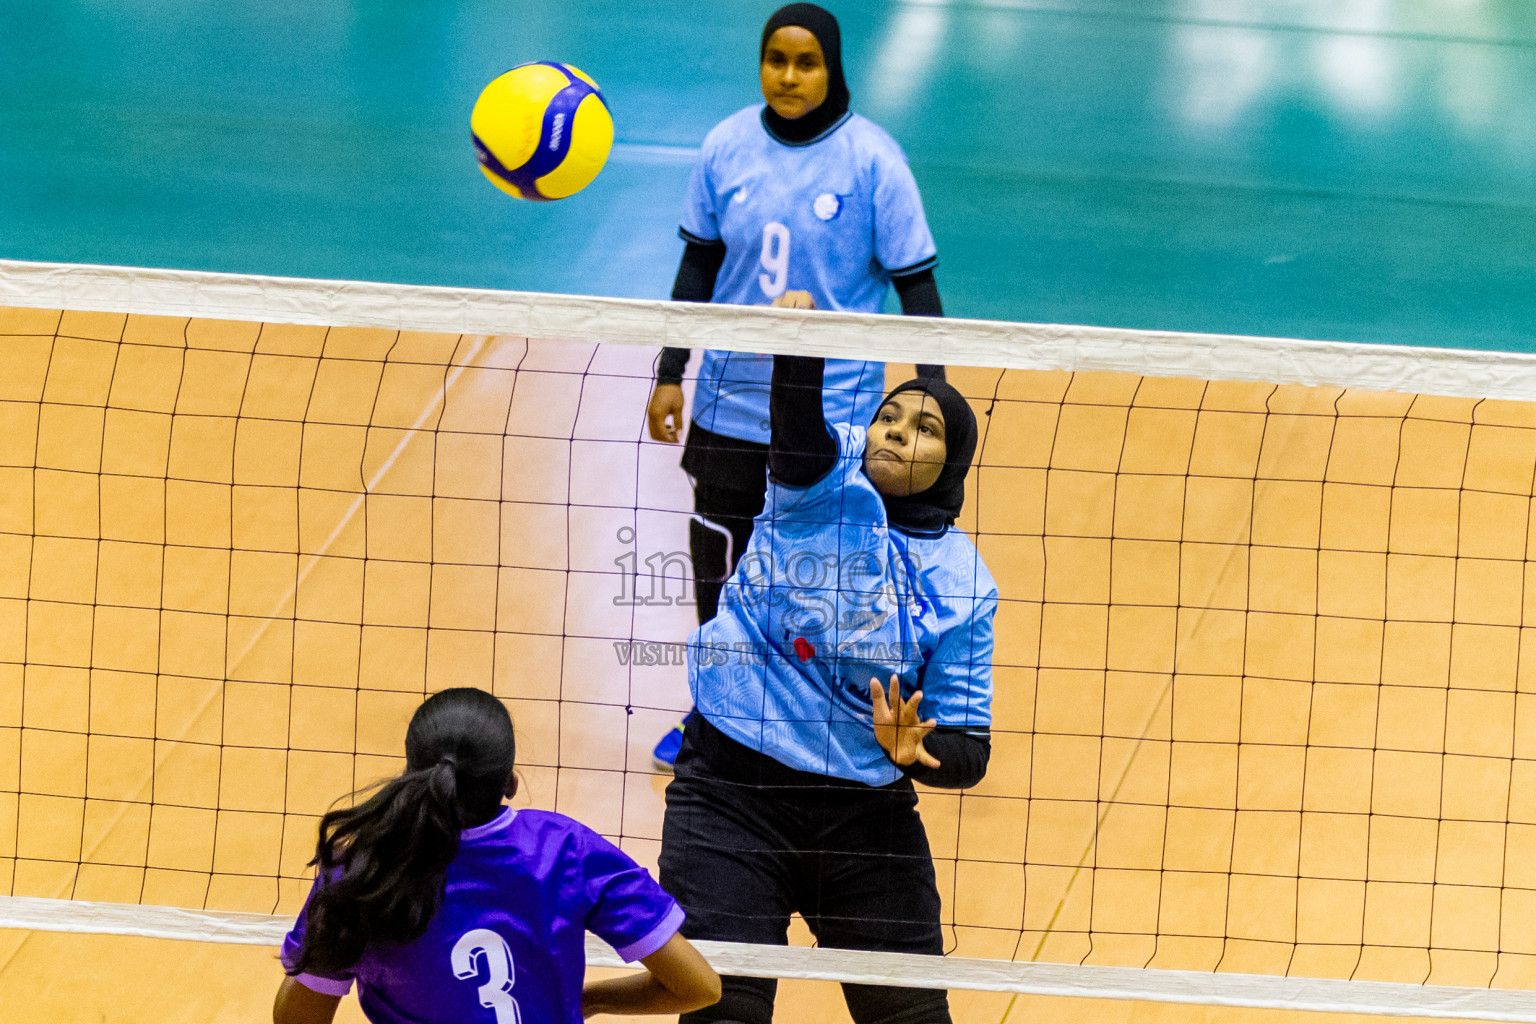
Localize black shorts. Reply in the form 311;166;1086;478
658;716;951;1024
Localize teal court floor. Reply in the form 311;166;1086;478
2;0;1534;350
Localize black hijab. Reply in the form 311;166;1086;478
873;378;979;535
759;3;851;145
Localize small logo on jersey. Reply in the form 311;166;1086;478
813;193;842;221
732;187;750;204
794;637;816;662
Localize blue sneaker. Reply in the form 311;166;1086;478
652;712;692;773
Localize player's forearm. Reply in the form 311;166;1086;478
581;971;716;1016
583;933;721;1016
656;347;690;386
581;972;675;1015
768;354;837;485
658;239;725;386
894;269;945;381
903;727;991;789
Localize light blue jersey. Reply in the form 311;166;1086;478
682;105;937;445
691;351;882;444
683;105;937;309
688;424;997;786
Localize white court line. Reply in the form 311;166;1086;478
2;896;1534;1020
609;141;701;163
4;259;1536;403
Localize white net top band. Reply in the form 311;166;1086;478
2;259;1532;404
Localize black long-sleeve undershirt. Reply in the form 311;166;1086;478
671;238;727;303
768;354;839;486
656;241;946;386
656;240;726;385
901;727;991;790
893;267;943;318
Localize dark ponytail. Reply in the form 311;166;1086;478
291;688;516;974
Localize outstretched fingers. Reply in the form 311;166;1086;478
913;719;942;768
903;693;942;768
870;676;942;768
869;676;892;724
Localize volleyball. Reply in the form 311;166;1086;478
471;62;613;201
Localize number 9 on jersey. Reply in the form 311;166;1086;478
759;222;791;299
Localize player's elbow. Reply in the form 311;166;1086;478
672;954;722;1011
672;964;718;1007
645;933;722;1012
663;962;722;1013
688;966;724;1010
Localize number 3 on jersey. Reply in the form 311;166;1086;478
758;222;790;299
452;928;522;1024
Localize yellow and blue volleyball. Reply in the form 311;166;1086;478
471;62;613;202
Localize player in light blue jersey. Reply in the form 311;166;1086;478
647;3;946;770
659;320;998;1024
273;688;719;1024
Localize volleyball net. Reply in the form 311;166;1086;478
4;259;1536;1020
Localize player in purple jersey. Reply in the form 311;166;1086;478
273;688;719;1024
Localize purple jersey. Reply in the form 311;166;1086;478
281;808;684;1024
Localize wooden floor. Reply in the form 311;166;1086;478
5;307;1536;1020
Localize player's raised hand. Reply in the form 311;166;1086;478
870;675;940;769
772;290;816;310
647;383;685;443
